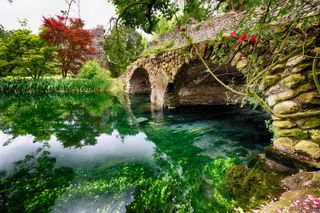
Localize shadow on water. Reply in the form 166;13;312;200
0;94;272;212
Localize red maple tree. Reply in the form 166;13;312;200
41;15;95;78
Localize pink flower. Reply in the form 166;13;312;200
249;35;257;44
230;31;236;38
238;33;247;43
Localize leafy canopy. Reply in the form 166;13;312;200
104;26;145;77
108;0;178;33
0;30;55;78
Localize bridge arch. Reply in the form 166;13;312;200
164;59;245;108
128;67;151;95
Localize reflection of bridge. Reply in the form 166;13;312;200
122;10;320;168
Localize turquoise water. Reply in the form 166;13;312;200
0;94;271;212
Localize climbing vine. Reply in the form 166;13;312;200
178;0;320;118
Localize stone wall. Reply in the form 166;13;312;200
261;47;320;164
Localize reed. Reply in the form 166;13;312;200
0;78;108;95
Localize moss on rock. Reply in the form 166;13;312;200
224;164;283;211
275;128;309;139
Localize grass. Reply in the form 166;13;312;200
0;78;109;95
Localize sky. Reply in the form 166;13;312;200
0;0;116;32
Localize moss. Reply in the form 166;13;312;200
274;128;309;139
224;164;283;211
259;75;281;91
279;73;305;89
295;117;320;129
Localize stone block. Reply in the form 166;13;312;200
236;59;248;71
275;128;309;139
273;101;299;114
259;75;281;91
231;52;243;67
267;89;297;106
294;140;320;159
273;120;296;129
280;74;305;89
310;129;320;143
273;137;295;153
296;91;320;105
295;117;320;129
286;55;306;67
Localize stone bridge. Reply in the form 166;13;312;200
122;11;320;168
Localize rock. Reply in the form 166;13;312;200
269;64;285;74
267;90;297;106
280;74;305;89
294;140;320;159
273;137;295;153
273;120;296;128
231;52;243;67
310;129;320;142
275;128;309;139
236;59;248;71
296;91;320;105
273;101;299;114
282;172;320;190
286;55;306;67
256;172;320;213
259;75;281;91
290;62;312;73
295;117;320;129
265;84;286;96
297;83;316;93
265;146;320;171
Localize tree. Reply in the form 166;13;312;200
41;15;95;78
0;30;55;78
104;26;145;77
21;36;56;79
0;25;10;41
108;0;178;33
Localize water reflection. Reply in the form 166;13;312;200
0;94;271;212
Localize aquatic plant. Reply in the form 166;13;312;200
0;149;74;212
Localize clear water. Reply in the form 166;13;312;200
0;94;271;212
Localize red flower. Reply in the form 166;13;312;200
249;35;257;44
238;33;247;43
230;31;236;38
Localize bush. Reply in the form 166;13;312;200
78;60;111;82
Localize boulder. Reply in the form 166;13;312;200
279;73;305;89
294;140;320;159
286;55;306;67
273;101;299;114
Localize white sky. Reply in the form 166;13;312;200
0;0;116;32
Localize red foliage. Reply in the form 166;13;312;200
238;33;247;43
249;35;257;44
41;15;95;78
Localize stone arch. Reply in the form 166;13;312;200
164;59;245;108
128;67;151;95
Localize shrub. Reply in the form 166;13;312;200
78;60;111;82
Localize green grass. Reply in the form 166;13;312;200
0;78;108;95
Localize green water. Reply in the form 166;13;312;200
0;94;271;212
